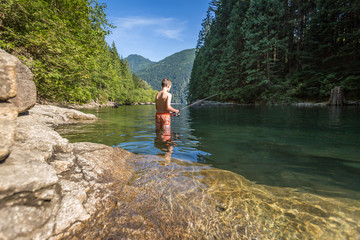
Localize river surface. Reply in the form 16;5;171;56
57;105;360;200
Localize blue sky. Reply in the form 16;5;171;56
99;0;210;62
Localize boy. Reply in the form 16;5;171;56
155;78;179;133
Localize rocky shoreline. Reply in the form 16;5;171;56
67;101;155;109
195;100;360;107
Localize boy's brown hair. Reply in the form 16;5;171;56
161;78;172;87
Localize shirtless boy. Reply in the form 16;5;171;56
155;78;179;132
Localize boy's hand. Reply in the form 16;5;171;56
171;110;180;117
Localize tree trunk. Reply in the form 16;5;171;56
328;86;346;106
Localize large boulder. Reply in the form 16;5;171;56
328;86;346;106
0;49;38;161
0;49;18;101
0;103;18;161
0;105;100;239
9;58;37;113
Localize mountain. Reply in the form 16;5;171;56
126;54;155;73
128;49;196;103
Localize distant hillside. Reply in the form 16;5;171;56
126;54;155;73
134;49;196;103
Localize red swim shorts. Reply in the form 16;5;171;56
155;112;171;133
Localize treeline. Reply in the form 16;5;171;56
189;0;360;103
0;0;157;104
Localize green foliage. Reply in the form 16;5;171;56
189;0;360;103
0;0;156;104
129;49;196;103
126;54;155;73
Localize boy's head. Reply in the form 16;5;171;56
161;78;172;88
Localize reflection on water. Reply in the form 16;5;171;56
154;128;179;165
57;105;360;200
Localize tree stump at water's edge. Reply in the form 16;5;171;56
328;86;346;106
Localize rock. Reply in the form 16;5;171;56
0;205;57;240
55;195;90;234
0;49;18;101
29;104;97;126
291;102;327;107
9;59;37;113
0;102;18;161
328;86;346;106
0;163;59;200
34;188;56;201
50;154;75;174
0;49;36;161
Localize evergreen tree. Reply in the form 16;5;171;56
189;0;360;103
217;0;250;102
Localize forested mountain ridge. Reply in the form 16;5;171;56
189;0;360;103
126;54;155;73
131;49;196;103
0;0;157;104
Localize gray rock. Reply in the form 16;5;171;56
0;205;56;240
55;195;90;234
0;105;102;239
0;49;18;101
29;104;97;126
0;163;59;200
50;153;75;174
0;102;18;161
9;60;37;113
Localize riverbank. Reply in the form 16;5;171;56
36;100;156;110
191;100;360;107
45;98;360;110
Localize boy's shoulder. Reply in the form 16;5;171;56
161;91;171;97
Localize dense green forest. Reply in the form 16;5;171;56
0;0;157;104
189;0;360;103
128;49;196;103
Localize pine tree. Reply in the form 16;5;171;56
217;0;250;101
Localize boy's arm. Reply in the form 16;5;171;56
166;93;179;113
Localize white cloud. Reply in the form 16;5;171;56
156;28;183;40
117;16;173;29
110;16;186;41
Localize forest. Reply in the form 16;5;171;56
0;0;157;104
189;0;360;103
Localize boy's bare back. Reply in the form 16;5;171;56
155;90;172;113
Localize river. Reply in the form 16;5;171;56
57;104;360;201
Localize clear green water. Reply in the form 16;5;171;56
57;105;360;200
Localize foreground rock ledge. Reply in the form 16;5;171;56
0;105;359;240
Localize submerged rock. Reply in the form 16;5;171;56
72;155;360;240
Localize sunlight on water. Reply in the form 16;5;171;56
57;105;360;201
73;151;360;239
